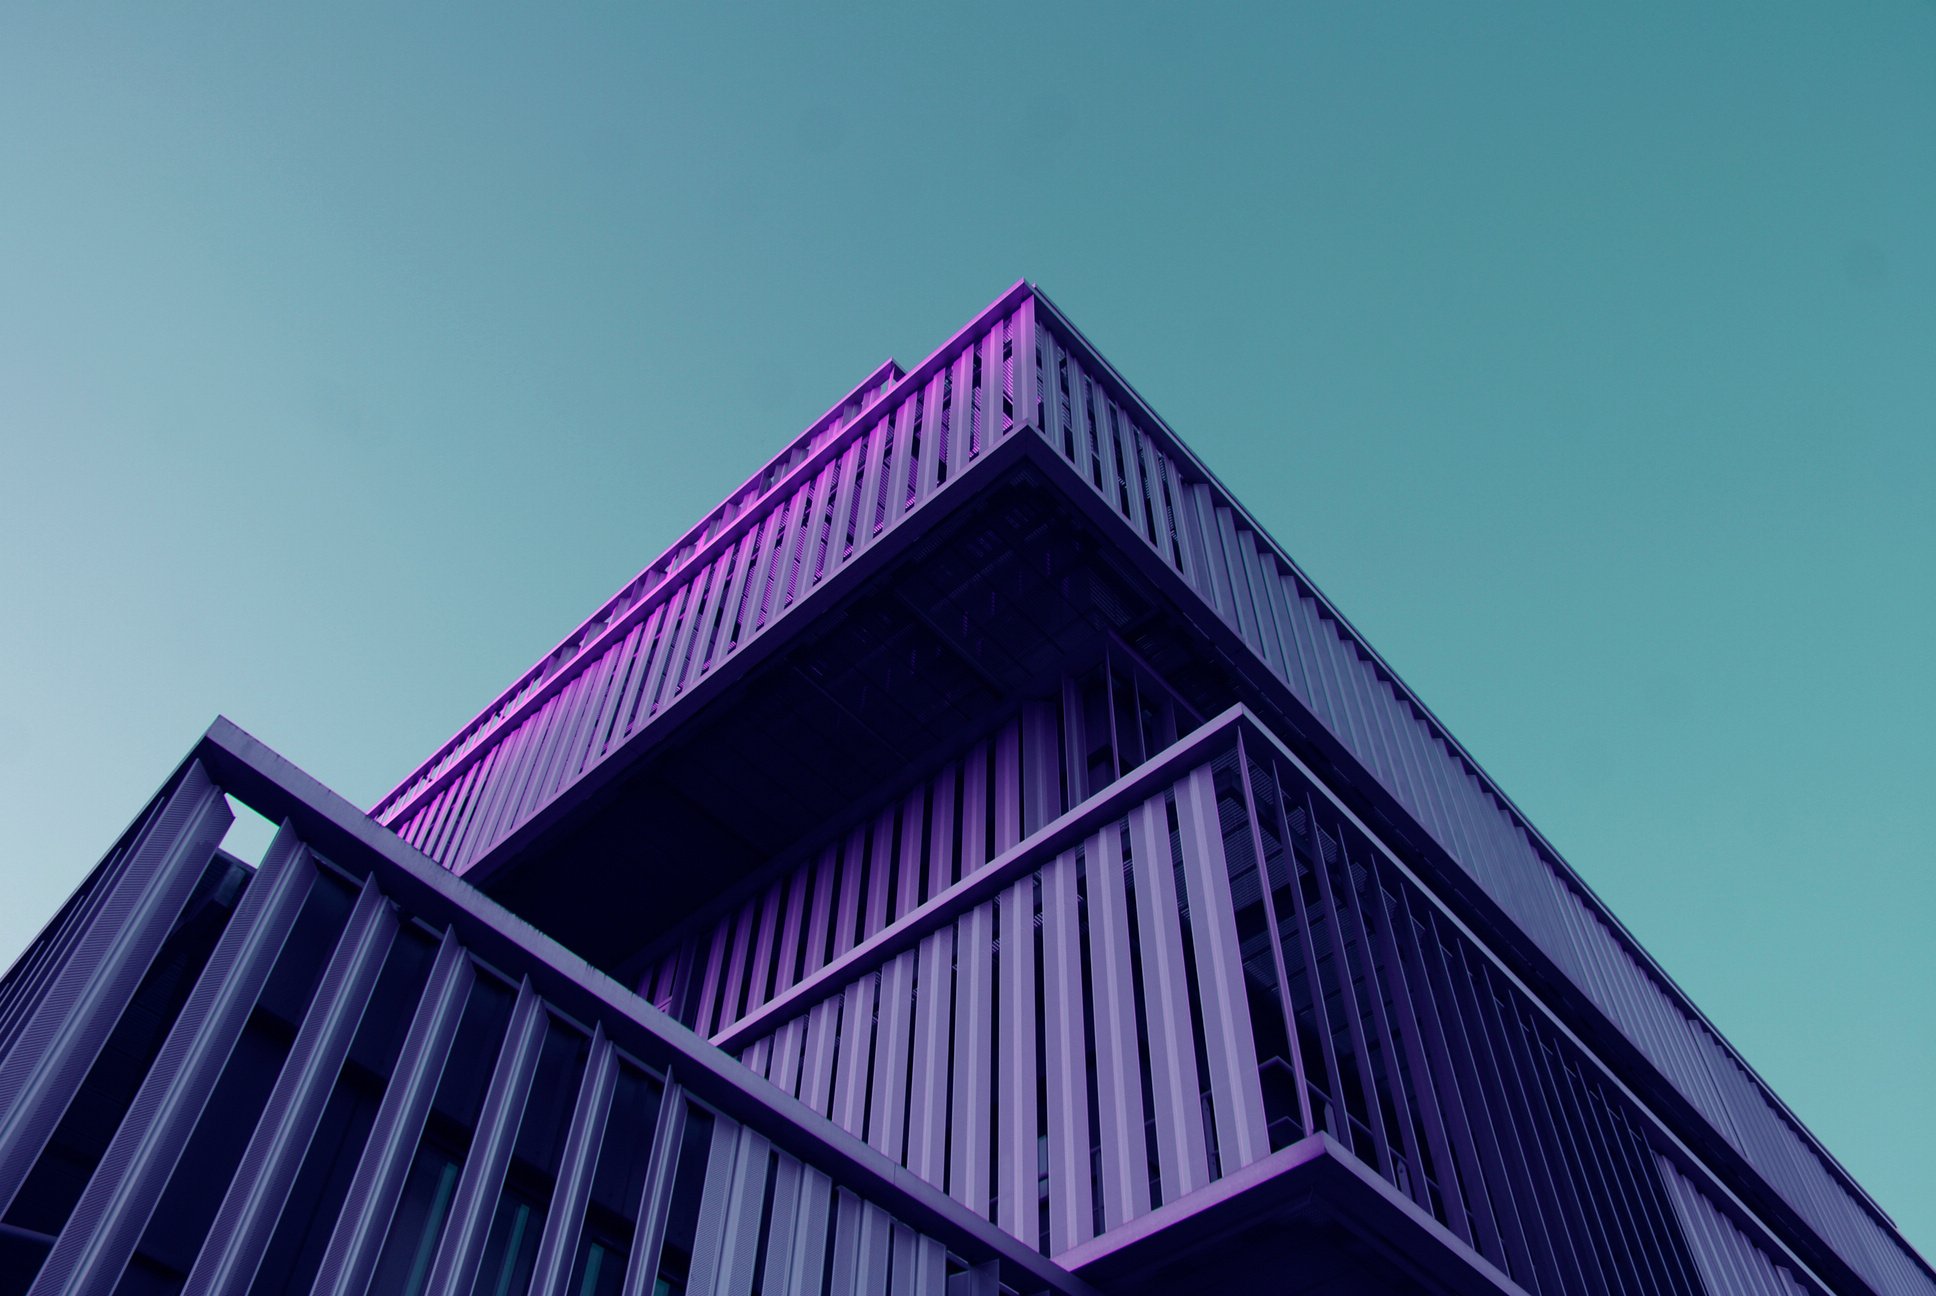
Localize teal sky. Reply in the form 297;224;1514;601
2;1;1930;1264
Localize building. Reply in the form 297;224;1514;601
0;281;1926;1295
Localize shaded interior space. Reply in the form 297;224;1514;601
477;456;1258;978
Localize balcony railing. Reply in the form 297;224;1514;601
0;718;1089;1296
701;705;1844;1296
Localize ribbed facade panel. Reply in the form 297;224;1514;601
702;709;1831;1296
730;767;1275;1260
0;729;1084;1296
1660;1155;1812;1296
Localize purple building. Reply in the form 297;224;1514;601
0;282;1925;1295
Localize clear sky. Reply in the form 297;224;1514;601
1;0;1930;1266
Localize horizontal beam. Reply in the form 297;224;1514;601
1063;1132;1530;1296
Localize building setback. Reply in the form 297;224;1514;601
0;281;1925;1295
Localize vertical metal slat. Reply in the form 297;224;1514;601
28;824;319;1296
904;928;954;1186
1174;767;1269;1174
422;978;549;1296
1039;848;1091;1253
0;763;231;1215
868;951;915;1164
948;906;993;1216
182;878;398;1295
526;1030;618;1296
1083;823;1151;1230
313;930;475;1296
995;876;1037;1248
683;1113;746;1296
1128;796;1210;1202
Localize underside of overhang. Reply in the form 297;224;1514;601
474;450;1257;976
1065;1135;1527;1296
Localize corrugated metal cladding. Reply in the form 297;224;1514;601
687;708;1823;1296
0;730;1081;1296
1661;1154;1813;1296
367;282;1922;1296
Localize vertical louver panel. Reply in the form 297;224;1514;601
712;716;1845;1295
27;824;322;1294
182;877;398;1294
0;763;232;1217
0;728;1075;1296
728;767;1276;1256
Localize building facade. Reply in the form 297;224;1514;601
0;282;1926;1295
